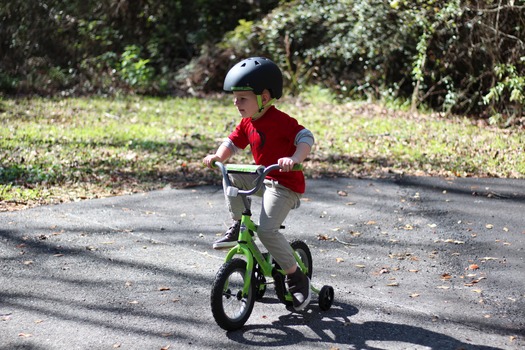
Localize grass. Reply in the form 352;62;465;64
1;95;524;211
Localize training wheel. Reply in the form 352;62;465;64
318;285;334;311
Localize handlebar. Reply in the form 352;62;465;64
214;162;302;197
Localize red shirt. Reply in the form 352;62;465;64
228;106;306;193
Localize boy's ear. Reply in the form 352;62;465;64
261;89;271;104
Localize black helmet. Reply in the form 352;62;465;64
223;57;283;99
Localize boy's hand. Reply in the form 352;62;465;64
203;154;221;168
278;157;297;172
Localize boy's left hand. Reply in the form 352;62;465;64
278;157;297;172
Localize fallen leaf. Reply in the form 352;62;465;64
345;202;356;206
158;286;171;291
355;264;366;268
486;224;494;229
317;234;330;241
366;220;377;225
436;285;450;289
472;277;486;283
338;190;348;196
472;289;483;293
336;258;345;263
410;293;420;298
409;269;419;273
469;264;480;270
428;224;437;228
387;282;399;287
18;333;32;337
440;273;452;280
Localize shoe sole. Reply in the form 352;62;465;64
212;242;237;250
293;278;312;312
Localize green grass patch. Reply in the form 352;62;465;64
1;96;523;210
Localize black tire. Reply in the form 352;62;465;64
290;240;313;279
210;258;255;331
253;262;267;300
319;285;335;311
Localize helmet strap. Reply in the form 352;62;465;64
257;95;275;112
251;95;275;120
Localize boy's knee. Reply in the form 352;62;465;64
256;226;279;239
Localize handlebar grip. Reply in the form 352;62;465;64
291;163;304;171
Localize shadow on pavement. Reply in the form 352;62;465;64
227;301;505;350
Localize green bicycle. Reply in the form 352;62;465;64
210;162;335;331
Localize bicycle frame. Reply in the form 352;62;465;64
215;162;308;299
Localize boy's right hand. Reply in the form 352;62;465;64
203;154;221;168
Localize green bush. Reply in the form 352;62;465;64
206;0;524;125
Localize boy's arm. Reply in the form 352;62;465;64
291;142;312;164
278;142;311;172
203;138;241;168
278;128;314;171
203;144;233;168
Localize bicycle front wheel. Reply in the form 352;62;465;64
210;258;255;331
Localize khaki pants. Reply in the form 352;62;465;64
224;173;302;271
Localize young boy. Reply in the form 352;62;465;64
203;57;315;311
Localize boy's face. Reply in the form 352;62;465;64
232;91;260;119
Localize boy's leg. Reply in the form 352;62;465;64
213;173;259;249
257;181;310;311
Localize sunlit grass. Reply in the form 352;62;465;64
1;96;523;210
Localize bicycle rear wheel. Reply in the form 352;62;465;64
210;258;255;331
291;239;313;279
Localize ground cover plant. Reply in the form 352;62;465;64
1;95;524;211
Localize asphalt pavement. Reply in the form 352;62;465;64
1;175;524;350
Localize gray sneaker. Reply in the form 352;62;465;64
213;221;240;250
285;268;311;311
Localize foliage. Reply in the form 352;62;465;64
0;0;279;95
0;0;523;124
1;97;523;210
118;45;155;91
197;0;523;125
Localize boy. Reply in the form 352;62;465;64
203;57;315;311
